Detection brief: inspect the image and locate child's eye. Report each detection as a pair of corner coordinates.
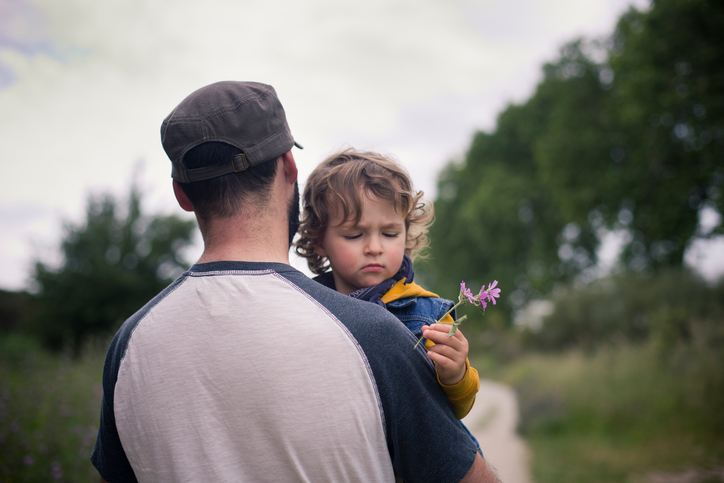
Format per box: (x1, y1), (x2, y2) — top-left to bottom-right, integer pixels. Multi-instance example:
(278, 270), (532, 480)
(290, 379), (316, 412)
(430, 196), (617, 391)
(343, 234), (362, 240)
(383, 232), (400, 238)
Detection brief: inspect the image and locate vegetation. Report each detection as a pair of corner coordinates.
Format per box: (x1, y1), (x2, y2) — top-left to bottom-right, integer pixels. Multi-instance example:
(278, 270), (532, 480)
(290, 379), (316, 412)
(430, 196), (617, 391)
(459, 269), (721, 482)
(502, 331), (723, 481)
(426, 0), (724, 312)
(31, 185), (195, 354)
(1, 0), (722, 481)
(520, 269), (724, 353)
(0, 184), (197, 480)
(425, 3), (724, 476)
(0, 336), (106, 482)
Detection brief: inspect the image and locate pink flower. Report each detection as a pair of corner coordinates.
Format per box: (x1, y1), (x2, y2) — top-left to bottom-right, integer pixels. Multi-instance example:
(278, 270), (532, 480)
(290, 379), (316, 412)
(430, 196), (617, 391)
(484, 280), (501, 305)
(415, 279), (502, 347)
(460, 281), (477, 304)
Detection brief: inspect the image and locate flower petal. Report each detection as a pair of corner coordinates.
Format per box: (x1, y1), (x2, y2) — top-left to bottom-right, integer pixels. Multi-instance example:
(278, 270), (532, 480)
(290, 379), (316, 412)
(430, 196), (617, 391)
(460, 281), (477, 304)
(488, 286), (501, 305)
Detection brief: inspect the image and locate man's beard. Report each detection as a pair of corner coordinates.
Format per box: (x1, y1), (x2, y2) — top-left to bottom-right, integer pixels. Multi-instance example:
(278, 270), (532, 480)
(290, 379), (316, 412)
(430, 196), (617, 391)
(287, 181), (300, 248)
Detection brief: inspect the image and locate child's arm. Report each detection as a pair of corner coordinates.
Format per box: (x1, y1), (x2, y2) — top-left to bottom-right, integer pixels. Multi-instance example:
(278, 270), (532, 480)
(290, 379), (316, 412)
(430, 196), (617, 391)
(421, 323), (480, 419)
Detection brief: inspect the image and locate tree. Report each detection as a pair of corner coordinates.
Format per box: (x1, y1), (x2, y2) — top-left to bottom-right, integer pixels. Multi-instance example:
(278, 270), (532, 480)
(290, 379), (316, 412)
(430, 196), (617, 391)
(425, 41), (610, 313)
(426, 100), (569, 316)
(0, 289), (36, 333)
(31, 185), (196, 354)
(605, 0), (724, 268)
(536, 0), (724, 271)
(424, 0), (724, 314)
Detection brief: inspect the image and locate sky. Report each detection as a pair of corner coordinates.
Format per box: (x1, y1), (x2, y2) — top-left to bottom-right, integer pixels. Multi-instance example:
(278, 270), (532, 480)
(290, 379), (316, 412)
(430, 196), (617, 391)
(1, 0), (721, 291)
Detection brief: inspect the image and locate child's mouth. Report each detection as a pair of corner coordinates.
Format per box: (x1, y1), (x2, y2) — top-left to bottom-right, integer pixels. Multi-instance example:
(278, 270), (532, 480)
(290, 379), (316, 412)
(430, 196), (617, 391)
(362, 264), (384, 273)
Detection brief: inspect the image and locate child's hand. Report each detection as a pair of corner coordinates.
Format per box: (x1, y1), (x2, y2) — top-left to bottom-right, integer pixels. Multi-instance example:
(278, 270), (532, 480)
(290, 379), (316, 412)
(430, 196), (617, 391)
(421, 323), (469, 386)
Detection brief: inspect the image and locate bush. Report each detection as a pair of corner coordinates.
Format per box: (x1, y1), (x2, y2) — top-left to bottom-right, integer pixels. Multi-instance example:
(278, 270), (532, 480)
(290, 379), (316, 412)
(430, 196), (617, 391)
(522, 269), (724, 352)
(0, 333), (42, 365)
(0, 289), (37, 333)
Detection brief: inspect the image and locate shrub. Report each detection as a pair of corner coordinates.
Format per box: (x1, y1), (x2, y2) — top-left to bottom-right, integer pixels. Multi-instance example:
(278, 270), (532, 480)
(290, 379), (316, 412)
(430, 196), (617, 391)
(523, 269), (723, 352)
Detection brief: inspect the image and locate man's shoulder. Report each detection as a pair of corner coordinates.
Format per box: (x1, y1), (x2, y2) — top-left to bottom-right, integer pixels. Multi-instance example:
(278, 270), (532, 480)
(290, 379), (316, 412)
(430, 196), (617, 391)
(281, 269), (401, 325)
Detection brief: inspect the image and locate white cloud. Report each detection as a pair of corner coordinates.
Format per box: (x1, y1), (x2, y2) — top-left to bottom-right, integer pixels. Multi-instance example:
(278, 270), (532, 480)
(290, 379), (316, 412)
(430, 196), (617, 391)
(0, 0), (667, 290)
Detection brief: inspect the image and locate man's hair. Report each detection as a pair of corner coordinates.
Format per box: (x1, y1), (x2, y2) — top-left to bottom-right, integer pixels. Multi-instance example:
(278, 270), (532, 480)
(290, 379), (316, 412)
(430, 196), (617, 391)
(295, 148), (433, 275)
(178, 142), (280, 221)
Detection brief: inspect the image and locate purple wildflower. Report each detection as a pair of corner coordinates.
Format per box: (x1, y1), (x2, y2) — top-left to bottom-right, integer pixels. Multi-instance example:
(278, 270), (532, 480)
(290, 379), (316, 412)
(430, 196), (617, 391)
(460, 281), (477, 304)
(485, 280), (501, 305)
(477, 286), (487, 308)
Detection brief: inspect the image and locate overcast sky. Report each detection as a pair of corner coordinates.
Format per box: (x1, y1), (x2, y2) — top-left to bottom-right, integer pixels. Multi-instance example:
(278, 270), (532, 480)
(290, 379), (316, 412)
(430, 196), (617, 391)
(5, 0), (720, 292)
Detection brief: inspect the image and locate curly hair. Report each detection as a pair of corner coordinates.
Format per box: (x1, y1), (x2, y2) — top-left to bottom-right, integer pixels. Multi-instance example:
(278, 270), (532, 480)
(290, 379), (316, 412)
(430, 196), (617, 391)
(295, 148), (434, 275)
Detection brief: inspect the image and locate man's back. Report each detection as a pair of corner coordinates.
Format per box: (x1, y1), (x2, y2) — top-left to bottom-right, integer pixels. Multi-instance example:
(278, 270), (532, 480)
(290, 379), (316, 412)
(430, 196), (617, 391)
(92, 81), (490, 483)
(92, 261), (478, 482)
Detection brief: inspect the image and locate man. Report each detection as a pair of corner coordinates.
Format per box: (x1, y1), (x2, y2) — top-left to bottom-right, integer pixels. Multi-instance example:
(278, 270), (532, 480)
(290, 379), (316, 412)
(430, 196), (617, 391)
(91, 81), (498, 482)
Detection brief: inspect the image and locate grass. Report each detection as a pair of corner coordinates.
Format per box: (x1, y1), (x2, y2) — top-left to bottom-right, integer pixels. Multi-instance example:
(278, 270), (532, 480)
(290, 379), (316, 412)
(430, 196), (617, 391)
(0, 335), (105, 482)
(462, 271), (724, 482)
(2, 268), (722, 483)
(495, 339), (724, 483)
(3, 336), (722, 483)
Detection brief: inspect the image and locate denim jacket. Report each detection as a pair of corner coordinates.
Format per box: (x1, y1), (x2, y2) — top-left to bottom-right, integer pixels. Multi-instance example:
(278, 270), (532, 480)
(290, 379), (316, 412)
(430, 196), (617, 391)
(385, 295), (456, 341)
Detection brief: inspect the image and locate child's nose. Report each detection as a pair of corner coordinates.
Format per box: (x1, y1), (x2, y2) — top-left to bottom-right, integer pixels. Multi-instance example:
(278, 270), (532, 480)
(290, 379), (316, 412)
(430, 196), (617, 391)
(365, 236), (383, 255)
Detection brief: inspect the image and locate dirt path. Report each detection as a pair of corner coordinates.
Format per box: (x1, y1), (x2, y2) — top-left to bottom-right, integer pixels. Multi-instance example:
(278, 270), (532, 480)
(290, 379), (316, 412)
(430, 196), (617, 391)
(462, 380), (534, 483)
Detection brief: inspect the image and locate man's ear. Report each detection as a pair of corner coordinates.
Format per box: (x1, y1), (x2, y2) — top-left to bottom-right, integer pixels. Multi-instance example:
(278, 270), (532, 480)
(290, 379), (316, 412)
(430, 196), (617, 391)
(173, 181), (194, 212)
(281, 151), (298, 183)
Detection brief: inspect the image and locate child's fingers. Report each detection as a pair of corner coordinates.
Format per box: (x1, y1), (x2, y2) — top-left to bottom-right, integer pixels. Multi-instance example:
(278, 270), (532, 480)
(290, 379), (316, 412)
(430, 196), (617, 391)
(427, 339), (466, 362)
(422, 324), (470, 363)
(426, 349), (457, 368)
(422, 324), (466, 346)
(421, 323), (460, 337)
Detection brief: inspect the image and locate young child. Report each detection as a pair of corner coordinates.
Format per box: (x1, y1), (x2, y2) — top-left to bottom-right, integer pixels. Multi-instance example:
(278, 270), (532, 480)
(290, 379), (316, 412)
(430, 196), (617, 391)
(295, 148), (481, 453)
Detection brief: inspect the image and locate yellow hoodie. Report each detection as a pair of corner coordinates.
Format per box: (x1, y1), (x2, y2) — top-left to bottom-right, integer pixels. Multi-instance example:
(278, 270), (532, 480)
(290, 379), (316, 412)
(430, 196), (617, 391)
(381, 279), (480, 419)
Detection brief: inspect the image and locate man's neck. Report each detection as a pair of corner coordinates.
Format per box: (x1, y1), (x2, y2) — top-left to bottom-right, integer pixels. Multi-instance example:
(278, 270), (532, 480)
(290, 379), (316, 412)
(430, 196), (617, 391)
(195, 214), (291, 265)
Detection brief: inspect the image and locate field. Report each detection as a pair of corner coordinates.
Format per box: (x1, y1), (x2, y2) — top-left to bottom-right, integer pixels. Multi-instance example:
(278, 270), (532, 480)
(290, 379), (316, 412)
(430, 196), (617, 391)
(0, 336), (104, 482)
(471, 272), (724, 483)
(2, 270), (723, 482)
(496, 343), (724, 483)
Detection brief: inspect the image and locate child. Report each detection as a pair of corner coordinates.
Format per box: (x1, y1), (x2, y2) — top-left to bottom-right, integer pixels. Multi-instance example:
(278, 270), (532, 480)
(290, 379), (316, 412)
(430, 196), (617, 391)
(295, 148), (481, 453)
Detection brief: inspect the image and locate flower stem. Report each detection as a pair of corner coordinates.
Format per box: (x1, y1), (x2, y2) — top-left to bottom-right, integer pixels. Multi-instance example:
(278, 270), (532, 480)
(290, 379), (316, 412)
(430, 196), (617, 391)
(448, 315), (467, 337)
(412, 300), (465, 349)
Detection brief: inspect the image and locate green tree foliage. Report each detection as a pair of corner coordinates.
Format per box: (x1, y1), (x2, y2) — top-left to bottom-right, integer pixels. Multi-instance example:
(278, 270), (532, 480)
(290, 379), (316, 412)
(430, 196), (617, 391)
(0, 289), (36, 333)
(605, 0), (724, 268)
(31, 186), (196, 353)
(426, 0), (724, 310)
(429, 102), (569, 314)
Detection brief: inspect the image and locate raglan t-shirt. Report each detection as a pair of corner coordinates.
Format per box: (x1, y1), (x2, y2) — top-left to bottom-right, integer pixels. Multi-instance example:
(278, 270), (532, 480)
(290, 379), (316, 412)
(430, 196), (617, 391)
(91, 261), (478, 483)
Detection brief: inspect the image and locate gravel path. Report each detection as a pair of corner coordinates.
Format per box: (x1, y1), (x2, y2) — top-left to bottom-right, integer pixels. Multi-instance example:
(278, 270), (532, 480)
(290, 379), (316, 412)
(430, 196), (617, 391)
(462, 380), (534, 483)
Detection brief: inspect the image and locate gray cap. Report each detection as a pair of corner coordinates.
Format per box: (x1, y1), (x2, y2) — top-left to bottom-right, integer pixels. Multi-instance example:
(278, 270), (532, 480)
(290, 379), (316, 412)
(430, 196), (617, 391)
(161, 81), (302, 183)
